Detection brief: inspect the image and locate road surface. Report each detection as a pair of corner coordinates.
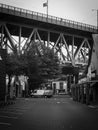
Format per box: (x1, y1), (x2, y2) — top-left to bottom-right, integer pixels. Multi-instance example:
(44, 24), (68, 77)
(0, 95), (98, 130)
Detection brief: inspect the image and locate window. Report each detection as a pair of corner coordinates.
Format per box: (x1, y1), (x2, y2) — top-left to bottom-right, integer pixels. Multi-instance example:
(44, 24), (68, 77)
(53, 83), (56, 88)
(60, 82), (63, 90)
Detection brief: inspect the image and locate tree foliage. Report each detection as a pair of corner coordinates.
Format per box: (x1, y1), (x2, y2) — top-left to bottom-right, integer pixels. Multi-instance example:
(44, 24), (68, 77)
(6, 42), (61, 89)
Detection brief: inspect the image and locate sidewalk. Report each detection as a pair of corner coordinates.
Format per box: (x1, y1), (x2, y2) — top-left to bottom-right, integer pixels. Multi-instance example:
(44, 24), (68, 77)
(53, 94), (71, 98)
(0, 99), (16, 107)
(88, 101), (98, 109)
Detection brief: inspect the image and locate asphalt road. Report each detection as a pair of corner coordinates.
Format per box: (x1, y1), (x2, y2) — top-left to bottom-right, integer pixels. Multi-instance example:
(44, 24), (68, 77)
(0, 95), (98, 130)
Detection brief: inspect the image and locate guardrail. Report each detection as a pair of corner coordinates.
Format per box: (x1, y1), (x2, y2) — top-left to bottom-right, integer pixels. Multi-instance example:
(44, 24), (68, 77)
(0, 3), (97, 33)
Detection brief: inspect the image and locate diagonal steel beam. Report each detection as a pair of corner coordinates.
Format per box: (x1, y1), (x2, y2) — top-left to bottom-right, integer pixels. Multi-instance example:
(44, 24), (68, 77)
(36, 30), (42, 42)
(53, 34), (61, 49)
(4, 25), (16, 52)
(74, 38), (86, 59)
(1, 36), (14, 52)
(85, 39), (91, 50)
(24, 40), (33, 53)
(22, 29), (36, 51)
(59, 49), (66, 61)
(6, 44), (13, 51)
(80, 49), (85, 61)
(55, 44), (66, 61)
(62, 34), (72, 62)
(1, 25), (4, 47)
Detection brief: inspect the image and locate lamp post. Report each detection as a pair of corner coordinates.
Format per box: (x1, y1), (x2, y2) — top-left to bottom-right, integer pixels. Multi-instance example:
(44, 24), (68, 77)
(43, 0), (48, 21)
(46, 0), (48, 22)
(92, 9), (98, 33)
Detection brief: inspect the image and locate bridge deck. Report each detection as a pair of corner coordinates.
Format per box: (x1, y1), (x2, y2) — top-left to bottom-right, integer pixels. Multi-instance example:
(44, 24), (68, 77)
(0, 3), (97, 34)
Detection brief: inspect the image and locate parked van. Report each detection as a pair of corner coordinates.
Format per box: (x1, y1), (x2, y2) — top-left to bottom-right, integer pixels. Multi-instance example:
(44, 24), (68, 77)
(44, 90), (53, 98)
(31, 89), (53, 98)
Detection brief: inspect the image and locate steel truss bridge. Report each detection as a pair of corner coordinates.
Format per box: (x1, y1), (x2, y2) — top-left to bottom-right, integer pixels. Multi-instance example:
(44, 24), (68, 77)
(0, 3), (97, 75)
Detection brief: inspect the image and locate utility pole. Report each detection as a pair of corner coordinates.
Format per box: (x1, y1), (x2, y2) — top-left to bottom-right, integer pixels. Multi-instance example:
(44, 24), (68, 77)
(92, 9), (98, 33)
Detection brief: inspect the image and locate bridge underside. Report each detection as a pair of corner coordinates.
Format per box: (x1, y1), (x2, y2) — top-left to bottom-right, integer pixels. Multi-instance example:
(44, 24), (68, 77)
(0, 3), (95, 77)
(0, 23), (93, 65)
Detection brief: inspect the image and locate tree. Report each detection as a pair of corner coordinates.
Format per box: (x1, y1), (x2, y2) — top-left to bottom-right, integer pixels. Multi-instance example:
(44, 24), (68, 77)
(39, 46), (61, 80)
(6, 41), (61, 91)
(26, 42), (61, 90)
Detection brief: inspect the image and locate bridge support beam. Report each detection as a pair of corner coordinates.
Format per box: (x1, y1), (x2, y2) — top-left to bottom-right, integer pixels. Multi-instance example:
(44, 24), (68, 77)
(0, 21), (92, 67)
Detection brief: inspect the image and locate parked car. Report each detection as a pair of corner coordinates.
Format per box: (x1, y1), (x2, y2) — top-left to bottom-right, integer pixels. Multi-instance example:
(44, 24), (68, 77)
(31, 89), (53, 98)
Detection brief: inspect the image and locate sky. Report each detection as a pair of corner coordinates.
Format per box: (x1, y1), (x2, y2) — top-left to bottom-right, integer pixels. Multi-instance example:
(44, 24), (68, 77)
(0, 0), (98, 26)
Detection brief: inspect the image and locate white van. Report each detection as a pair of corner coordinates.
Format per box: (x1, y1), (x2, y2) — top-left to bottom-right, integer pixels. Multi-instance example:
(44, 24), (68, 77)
(44, 90), (53, 98)
(31, 89), (53, 98)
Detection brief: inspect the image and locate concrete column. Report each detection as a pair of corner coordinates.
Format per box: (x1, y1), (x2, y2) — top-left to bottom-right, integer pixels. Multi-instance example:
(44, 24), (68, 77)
(76, 85), (78, 101)
(77, 85), (80, 102)
(73, 86), (76, 101)
(93, 86), (96, 103)
(86, 83), (90, 105)
(81, 85), (84, 103)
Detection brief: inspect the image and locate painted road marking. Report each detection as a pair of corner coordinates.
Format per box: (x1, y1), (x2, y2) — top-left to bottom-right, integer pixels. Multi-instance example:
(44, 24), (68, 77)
(88, 105), (96, 109)
(1, 108), (26, 112)
(4, 107), (29, 110)
(57, 102), (60, 104)
(0, 115), (18, 119)
(0, 111), (23, 115)
(0, 122), (11, 126)
(62, 101), (69, 104)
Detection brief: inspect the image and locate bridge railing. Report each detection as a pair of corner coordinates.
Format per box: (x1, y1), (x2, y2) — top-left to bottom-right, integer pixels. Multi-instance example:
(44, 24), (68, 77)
(0, 3), (97, 33)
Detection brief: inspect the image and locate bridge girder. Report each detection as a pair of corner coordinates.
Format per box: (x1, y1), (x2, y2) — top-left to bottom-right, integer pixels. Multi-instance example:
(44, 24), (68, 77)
(0, 22), (93, 68)
(0, 3), (94, 69)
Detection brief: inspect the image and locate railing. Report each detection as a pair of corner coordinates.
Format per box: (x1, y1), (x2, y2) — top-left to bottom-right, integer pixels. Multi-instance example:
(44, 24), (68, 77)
(0, 3), (97, 33)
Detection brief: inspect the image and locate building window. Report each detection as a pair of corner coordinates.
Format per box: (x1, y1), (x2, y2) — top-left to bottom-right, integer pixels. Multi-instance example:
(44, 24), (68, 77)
(53, 83), (56, 94)
(53, 83), (56, 89)
(60, 82), (63, 90)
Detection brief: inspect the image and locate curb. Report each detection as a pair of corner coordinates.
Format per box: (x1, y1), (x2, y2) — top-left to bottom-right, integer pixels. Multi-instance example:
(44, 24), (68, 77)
(0, 100), (15, 107)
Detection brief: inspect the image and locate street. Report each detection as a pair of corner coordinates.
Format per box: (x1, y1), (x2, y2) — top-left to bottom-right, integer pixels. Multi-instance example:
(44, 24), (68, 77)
(0, 95), (98, 130)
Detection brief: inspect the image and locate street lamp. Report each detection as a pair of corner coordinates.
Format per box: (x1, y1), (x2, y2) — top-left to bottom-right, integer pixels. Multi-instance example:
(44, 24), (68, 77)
(92, 9), (98, 33)
(43, 0), (48, 21)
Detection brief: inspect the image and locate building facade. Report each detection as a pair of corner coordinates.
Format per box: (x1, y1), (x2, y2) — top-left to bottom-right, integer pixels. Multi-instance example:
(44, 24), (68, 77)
(52, 80), (68, 95)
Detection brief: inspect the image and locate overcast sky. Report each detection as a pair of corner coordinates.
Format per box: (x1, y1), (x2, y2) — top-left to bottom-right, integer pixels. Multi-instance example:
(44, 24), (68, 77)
(0, 0), (98, 26)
